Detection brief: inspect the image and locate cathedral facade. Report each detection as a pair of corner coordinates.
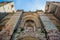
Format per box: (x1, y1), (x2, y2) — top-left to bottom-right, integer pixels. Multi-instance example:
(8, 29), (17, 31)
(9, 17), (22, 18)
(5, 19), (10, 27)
(0, 1), (60, 40)
(0, 10), (60, 40)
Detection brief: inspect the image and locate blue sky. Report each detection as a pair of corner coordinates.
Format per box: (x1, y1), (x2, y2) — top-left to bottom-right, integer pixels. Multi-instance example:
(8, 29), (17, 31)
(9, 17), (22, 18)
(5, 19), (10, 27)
(0, 0), (60, 11)
(14, 0), (46, 11)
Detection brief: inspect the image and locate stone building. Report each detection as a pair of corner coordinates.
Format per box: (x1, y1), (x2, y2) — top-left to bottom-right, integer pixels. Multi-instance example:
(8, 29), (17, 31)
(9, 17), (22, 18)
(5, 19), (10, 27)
(0, 10), (60, 40)
(45, 1), (60, 19)
(45, 2), (60, 40)
(0, 1), (16, 13)
(0, 1), (60, 40)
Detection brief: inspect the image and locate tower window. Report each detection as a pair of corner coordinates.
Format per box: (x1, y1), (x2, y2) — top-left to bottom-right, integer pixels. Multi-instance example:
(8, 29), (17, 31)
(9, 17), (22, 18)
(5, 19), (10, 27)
(11, 5), (14, 8)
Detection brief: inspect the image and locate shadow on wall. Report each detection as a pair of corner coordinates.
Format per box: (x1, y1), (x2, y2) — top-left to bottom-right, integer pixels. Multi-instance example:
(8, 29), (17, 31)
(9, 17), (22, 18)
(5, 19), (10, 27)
(0, 12), (8, 22)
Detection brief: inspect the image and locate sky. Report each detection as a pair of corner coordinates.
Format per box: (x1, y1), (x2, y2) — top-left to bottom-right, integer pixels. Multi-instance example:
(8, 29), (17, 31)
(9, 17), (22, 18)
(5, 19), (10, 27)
(0, 0), (60, 11)
(14, 0), (46, 11)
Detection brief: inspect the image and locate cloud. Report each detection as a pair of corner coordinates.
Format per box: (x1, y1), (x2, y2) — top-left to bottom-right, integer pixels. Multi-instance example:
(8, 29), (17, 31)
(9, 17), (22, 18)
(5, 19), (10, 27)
(26, 0), (46, 11)
(31, 0), (45, 11)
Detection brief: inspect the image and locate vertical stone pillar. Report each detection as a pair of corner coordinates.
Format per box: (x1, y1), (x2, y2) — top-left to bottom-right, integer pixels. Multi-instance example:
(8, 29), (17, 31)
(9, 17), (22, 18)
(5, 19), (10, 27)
(40, 13), (60, 40)
(0, 11), (23, 40)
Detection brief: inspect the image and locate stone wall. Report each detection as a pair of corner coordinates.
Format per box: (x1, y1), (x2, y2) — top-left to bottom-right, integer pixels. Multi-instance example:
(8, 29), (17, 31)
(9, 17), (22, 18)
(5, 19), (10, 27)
(55, 6), (60, 20)
(40, 13), (60, 40)
(0, 13), (8, 21)
(0, 12), (22, 40)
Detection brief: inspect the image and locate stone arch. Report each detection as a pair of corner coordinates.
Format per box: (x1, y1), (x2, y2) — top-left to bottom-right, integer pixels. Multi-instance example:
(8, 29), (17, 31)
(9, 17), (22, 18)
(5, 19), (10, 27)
(20, 17), (40, 28)
(19, 13), (41, 28)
